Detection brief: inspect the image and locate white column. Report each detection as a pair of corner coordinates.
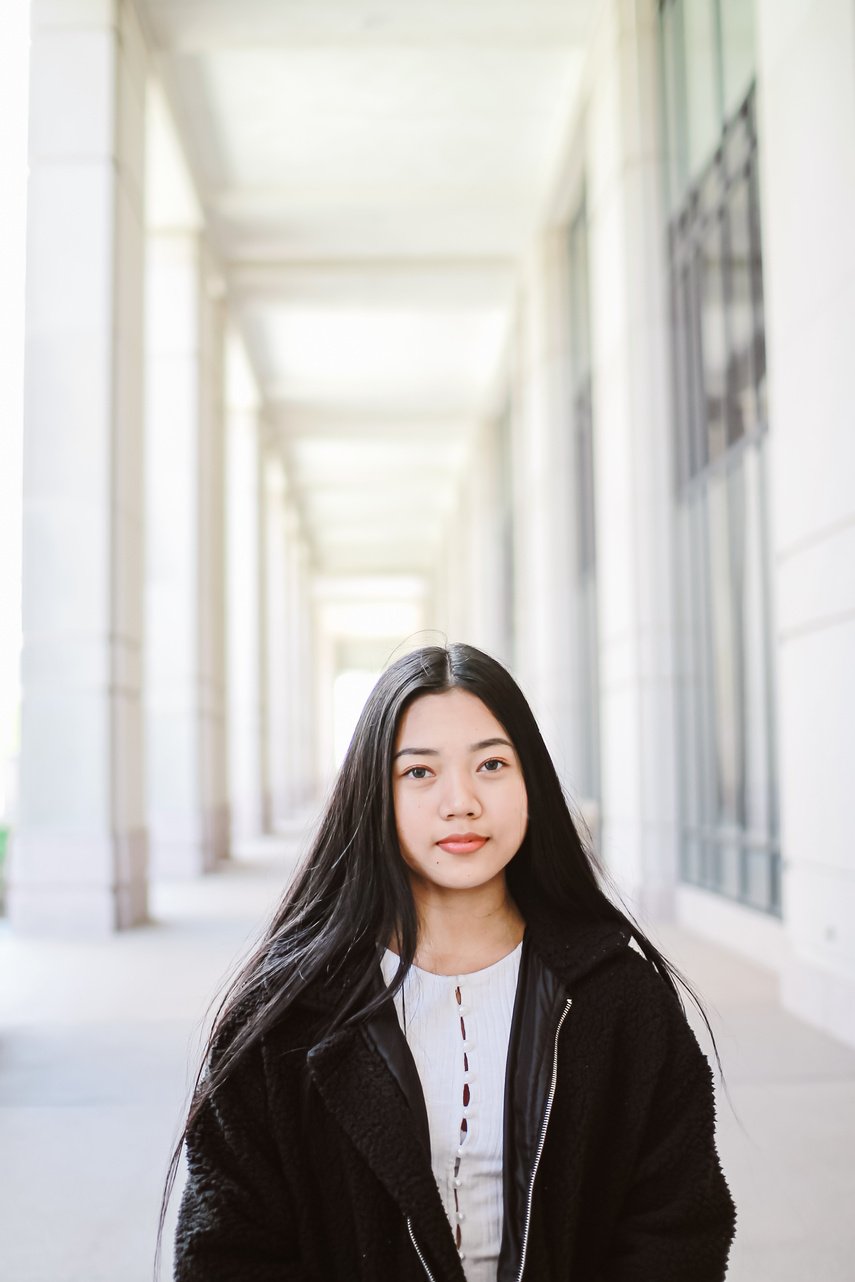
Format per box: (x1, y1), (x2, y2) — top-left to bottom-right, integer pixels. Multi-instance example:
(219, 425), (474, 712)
(275, 510), (319, 816)
(436, 508), (468, 644)
(283, 509), (301, 814)
(315, 622), (337, 796)
(433, 419), (506, 660)
(465, 421), (507, 661)
(263, 450), (290, 828)
(756, 0), (855, 1047)
(201, 271), (230, 864)
(296, 542), (318, 808)
(263, 472), (318, 821)
(514, 233), (578, 778)
(284, 528), (317, 812)
(225, 350), (267, 842)
(585, 0), (678, 917)
(10, 0), (148, 932)
(144, 232), (229, 877)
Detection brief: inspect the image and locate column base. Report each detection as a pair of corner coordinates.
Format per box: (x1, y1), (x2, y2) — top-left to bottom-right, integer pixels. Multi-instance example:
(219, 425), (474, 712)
(148, 805), (229, 878)
(6, 828), (148, 934)
(782, 954), (855, 1051)
(676, 884), (789, 971)
(229, 795), (266, 845)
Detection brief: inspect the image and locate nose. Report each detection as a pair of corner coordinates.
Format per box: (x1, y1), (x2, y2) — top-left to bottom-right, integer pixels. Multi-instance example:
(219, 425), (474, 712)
(439, 769), (482, 820)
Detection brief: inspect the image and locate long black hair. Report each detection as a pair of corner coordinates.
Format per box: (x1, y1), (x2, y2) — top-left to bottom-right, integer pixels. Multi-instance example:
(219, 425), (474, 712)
(157, 641), (721, 1273)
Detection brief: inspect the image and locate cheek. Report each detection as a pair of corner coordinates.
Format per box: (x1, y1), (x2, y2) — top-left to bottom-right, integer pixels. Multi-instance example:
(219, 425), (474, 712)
(510, 786), (529, 837)
(394, 794), (425, 843)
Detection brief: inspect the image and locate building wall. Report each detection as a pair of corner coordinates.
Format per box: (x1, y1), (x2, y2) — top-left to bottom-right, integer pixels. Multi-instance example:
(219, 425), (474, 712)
(755, 0), (855, 1047)
(451, 0), (681, 916)
(438, 0), (855, 1048)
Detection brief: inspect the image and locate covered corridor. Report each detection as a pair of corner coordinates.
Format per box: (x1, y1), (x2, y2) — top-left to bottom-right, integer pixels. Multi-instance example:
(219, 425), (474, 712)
(2, 0), (855, 1277)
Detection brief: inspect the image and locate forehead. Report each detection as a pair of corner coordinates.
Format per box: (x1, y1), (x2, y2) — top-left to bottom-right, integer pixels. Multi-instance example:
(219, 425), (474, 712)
(395, 688), (509, 746)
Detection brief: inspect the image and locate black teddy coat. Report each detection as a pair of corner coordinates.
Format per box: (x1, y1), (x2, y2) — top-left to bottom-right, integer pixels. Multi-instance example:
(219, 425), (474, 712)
(174, 902), (736, 1281)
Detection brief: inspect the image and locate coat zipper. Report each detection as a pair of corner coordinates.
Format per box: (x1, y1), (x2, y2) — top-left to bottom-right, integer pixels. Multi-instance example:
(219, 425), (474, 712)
(515, 996), (573, 1282)
(407, 996), (573, 1282)
(407, 1216), (436, 1281)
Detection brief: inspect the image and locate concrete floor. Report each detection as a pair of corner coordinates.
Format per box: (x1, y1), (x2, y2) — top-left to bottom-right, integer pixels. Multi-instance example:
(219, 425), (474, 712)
(1, 830), (853, 1282)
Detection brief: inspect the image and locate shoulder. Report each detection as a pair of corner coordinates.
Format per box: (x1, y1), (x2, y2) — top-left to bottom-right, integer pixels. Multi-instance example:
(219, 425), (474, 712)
(572, 942), (708, 1067)
(606, 948), (718, 1099)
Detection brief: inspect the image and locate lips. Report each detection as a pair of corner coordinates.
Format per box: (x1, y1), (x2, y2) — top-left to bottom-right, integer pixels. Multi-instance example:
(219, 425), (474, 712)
(436, 833), (488, 855)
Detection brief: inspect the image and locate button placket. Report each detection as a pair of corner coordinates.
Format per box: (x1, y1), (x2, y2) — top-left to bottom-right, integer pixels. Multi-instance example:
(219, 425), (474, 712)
(453, 981), (471, 1259)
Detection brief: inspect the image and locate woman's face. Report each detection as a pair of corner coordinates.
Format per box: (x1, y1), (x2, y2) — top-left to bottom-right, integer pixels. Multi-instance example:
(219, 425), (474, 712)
(392, 687), (528, 897)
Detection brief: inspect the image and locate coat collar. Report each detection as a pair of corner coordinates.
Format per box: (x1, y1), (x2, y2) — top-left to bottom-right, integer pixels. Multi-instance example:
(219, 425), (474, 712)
(297, 895), (631, 1015)
(512, 890), (632, 991)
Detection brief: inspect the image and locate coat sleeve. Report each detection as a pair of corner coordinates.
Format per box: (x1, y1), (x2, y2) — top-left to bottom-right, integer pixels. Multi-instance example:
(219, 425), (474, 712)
(603, 975), (737, 1282)
(173, 1035), (318, 1282)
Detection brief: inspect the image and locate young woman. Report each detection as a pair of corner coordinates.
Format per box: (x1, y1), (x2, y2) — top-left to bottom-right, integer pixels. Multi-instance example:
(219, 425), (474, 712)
(166, 643), (736, 1282)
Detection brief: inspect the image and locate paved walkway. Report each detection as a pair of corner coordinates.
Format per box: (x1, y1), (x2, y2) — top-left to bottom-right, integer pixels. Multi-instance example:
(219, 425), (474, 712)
(1, 830), (853, 1281)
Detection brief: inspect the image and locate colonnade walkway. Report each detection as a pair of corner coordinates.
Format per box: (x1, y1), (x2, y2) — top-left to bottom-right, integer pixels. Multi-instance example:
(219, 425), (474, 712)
(1, 827), (853, 1282)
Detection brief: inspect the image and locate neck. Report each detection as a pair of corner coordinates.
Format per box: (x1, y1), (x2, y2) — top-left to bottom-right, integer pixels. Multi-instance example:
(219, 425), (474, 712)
(404, 874), (525, 975)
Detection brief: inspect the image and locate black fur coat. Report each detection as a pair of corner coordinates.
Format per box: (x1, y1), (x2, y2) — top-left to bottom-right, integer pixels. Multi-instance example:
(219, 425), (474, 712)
(173, 905), (736, 1281)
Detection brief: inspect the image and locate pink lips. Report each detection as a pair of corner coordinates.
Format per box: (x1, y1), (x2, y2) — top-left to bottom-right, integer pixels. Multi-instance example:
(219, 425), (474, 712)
(437, 833), (488, 855)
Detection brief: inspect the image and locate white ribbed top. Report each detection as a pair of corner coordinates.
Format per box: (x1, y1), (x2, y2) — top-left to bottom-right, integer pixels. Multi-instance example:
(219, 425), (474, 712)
(380, 944), (522, 1282)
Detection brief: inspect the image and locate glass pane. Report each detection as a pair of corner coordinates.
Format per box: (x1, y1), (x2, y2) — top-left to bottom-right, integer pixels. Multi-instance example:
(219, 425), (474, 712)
(671, 263), (692, 485)
(686, 252), (708, 474)
(746, 848), (773, 912)
(682, 835), (702, 883)
(578, 569), (600, 800)
(724, 174), (756, 442)
(683, 0), (721, 175)
(575, 391), (599, 801)
(569, 208), (591, 380)
(575, 403), (595, 575)
(569, 199), (598, 800)
(718, 836), (741, 898)
(707, 468), (740, 827)
(693, 491), (717, 834)
(661, 0), (687, 209)
(739, 447), (772, 843)
(770, 852), (781, 915)
(757, 449), (778, 842)
(675, 501), (699, 834)
(720, 0), (756, 120)
(699, 214), (729, 462)
(726, 458), (747, 827)
(724, 99), (751, 181)
(749, 161), (767, 426)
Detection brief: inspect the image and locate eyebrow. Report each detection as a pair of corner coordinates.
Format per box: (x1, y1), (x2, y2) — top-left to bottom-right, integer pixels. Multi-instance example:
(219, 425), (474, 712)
(393, 737), (514, 760)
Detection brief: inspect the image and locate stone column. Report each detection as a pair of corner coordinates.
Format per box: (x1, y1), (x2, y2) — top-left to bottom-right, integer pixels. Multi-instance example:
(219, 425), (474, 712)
(283, 512), (305, 814)
(514, 232), (578, 780)
(263, 449), (290, 828)
(465, 421), (507, 662)
(290, 535), (318, 810)
(584, 0), (679, 917)
(756, 0), (855, 1047)
(144, 231), (229, 877)
(10, 0), (148, 932)
(225, 344), (267, 841)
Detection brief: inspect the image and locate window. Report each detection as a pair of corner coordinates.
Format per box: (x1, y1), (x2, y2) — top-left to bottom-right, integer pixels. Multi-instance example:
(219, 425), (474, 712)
(660, 1), (780, 915)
